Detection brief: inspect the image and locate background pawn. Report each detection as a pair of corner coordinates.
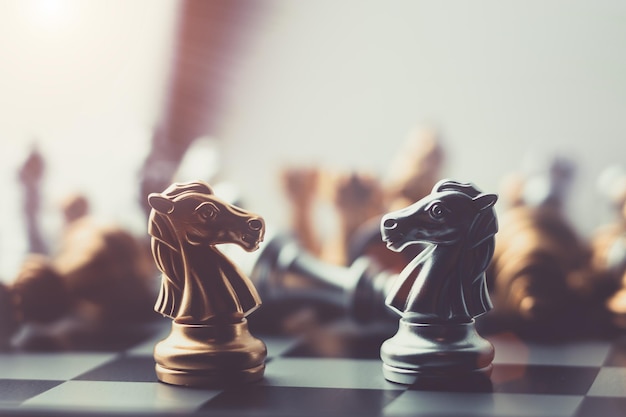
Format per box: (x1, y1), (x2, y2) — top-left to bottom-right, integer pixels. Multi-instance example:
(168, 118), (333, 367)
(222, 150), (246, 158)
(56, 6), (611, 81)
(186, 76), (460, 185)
(280, 166), (323, 257)
(17, 143), (47, 255)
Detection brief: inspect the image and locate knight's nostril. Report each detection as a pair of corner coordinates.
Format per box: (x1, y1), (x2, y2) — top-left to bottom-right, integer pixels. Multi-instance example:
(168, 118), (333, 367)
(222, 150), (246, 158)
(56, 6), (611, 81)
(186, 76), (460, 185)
(248, 219), (263, 231)
(383, 219), (397, 230)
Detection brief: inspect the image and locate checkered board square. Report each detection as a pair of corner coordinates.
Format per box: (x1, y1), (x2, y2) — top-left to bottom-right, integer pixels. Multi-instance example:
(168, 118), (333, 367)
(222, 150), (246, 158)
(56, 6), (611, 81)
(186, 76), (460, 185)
(1, 319), (625, 417)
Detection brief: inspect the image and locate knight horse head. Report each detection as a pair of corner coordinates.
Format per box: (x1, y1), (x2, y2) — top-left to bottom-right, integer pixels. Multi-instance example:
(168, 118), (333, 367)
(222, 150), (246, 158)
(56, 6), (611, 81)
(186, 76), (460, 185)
(382, 179), (497, 252)
(147, 180), (265, 324)
(148, 181), (265, 252)
(381, 179), (498, 322)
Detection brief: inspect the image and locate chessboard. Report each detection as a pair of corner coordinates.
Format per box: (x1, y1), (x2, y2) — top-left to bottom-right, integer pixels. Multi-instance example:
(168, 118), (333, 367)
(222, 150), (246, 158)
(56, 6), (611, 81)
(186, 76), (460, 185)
(1, 317), (625, 417)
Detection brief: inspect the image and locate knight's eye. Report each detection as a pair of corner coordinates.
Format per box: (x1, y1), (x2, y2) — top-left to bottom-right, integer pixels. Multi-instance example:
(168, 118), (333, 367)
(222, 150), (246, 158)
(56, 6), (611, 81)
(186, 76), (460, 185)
(429, 203), (445, 219)
(197, 204), (218, 221)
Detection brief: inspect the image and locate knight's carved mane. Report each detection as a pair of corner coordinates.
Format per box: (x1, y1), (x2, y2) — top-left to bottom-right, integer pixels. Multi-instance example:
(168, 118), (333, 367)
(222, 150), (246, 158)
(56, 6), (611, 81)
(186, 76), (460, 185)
(434, 180), (498, 316)
(148, 181), (215, 318)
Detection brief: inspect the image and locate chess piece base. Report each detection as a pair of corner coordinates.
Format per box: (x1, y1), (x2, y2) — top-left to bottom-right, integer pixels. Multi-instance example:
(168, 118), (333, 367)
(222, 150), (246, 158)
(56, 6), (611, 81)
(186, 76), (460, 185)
(380, 318), (494, 384)
(154, 319), (266, 387)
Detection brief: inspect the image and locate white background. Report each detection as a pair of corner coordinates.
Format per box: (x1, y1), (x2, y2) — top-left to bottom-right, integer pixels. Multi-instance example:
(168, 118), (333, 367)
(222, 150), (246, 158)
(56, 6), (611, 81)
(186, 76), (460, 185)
(1, 0), (625, 279)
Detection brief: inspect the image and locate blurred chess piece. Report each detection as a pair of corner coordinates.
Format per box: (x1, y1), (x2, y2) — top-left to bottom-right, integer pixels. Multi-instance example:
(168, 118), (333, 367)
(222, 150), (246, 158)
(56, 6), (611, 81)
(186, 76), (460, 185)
(246, 233), (396, 333)
(2, 194), (157, 350)
(486, 156), (615, 339)
(0, 255), (69, 349)
(148, 181), (267, 386)
(18, 143), (48, 254)
(487, 206), (608, 337)
(380, 180), (498, 383)
(592, 166), (626, 328)
(281, 166), (322, 256)
(54, 194), (156, 324)
(499, 155), (575, 211)
(321, 171), (385, 265)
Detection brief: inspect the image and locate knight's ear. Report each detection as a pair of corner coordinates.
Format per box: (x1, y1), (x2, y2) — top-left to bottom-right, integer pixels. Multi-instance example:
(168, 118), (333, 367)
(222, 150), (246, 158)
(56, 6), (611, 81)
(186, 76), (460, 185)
(148, 194), (175, 214)
(474, 193), (498, 211)
(432, 178), (452, 193)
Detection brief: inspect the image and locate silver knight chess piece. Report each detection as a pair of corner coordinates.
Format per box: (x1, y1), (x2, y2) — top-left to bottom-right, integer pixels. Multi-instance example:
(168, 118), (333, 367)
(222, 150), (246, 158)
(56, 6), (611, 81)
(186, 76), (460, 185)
(148, 181), (267, 387)
(379, 179), (498, 384)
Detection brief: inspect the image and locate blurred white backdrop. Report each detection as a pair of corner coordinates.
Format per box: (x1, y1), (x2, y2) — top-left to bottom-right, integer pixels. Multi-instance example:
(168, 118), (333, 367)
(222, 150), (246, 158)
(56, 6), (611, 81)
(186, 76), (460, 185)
(218, 0), (626, 235)
(1, 0), (625, 280)
(0, 0), (177, 279)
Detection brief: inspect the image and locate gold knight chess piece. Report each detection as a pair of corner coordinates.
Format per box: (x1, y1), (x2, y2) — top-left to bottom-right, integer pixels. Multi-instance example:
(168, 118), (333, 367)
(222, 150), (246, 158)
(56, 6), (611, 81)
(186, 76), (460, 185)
(148, 181), (266, 387)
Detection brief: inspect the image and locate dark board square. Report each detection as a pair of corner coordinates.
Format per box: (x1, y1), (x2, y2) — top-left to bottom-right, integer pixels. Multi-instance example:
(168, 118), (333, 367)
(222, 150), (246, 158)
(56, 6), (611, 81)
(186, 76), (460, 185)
(491, 364), (599, 395)
(575, 397), (626, 417)
(603, 337), (626, 366)
(408, 373), (494, 393)
(200, 385), (401, 417)
(284, 330), (389, 359)
(73, 356), (157, 382)
(0, 379), (63, 405)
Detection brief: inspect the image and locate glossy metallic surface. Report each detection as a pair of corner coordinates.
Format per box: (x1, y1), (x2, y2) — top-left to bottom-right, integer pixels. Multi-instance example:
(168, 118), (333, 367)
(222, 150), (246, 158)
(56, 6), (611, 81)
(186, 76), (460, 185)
(154, 319), (266, 387)
(380, 318), (494, 384)
(379, 179), (498, 383)
(147, 181), (267, 386)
